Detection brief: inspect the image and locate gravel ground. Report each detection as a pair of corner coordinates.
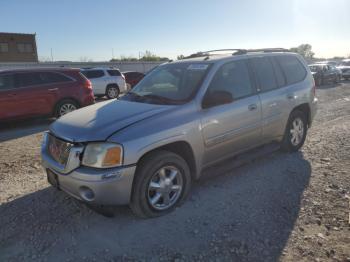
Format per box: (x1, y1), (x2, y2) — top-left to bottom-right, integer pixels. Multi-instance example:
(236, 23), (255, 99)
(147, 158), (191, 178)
(0, 82), (349, 262)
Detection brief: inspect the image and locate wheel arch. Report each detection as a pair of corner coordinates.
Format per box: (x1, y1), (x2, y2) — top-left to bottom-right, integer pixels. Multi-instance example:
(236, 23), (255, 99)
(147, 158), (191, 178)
(135, 141), (198, 182)
(53, 97), (81, 116)
(291, 103), (311, 127)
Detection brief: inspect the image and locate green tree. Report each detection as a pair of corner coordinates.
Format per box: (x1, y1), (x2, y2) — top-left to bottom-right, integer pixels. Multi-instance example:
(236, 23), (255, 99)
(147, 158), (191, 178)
(140, 50), (169, 62)
(177, 54), (185, 60)
(290, 44), (315, 59)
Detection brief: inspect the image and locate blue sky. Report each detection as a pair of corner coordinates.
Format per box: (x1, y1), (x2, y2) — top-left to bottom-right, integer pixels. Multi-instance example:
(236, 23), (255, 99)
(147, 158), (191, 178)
(1, 0), (349, 61)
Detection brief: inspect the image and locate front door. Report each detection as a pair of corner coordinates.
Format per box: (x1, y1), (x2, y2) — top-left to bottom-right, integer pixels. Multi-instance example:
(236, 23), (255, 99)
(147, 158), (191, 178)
(0, 73), (19, 120)
(200, 59), (262, 166)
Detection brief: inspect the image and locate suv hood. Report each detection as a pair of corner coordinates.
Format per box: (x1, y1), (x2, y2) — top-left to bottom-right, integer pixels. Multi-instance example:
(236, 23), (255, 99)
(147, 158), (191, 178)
(50, 100), (172, 142)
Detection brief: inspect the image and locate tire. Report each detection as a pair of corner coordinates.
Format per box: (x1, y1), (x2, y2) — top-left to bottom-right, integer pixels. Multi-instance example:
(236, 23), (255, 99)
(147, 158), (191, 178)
(281, 110), (308, 152)
(130, 150), (192, 218)
(106, 85), (120, 99)
(316, 78), (322, 86)
(54, 99), (79, 118)
(334, 75), (340, 84)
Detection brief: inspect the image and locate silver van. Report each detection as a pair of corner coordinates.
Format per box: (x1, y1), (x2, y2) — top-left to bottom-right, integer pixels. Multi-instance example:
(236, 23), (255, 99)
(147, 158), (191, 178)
(41, 49), (318, 218)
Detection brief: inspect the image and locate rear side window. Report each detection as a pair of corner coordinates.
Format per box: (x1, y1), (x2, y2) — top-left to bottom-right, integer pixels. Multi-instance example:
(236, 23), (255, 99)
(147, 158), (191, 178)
(107, 70), (121, 76)
(208, 60), (253, 100)
(82, 70), (105, 79)
(15, 73), (43, 87)
(271, 57), (286, 87)
(276, 55), (307, 85)
(0, 74), (14, 90)
(39, 72), (72, 84)
(251, 57), (277, 92)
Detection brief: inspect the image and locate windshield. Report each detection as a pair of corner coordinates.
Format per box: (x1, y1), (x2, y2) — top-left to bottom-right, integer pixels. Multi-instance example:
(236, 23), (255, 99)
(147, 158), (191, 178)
(121, 62), (211, 105)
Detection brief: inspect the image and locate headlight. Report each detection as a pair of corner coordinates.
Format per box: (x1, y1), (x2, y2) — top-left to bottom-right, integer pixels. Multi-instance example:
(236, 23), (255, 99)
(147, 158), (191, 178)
(82, 143), (123, 168)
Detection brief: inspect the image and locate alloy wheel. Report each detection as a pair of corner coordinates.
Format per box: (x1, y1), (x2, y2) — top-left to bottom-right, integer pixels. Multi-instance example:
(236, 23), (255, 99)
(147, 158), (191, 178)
(59, 103), (77, 116)
(147, 166), (183, 210)
(290, 117), (304, 146)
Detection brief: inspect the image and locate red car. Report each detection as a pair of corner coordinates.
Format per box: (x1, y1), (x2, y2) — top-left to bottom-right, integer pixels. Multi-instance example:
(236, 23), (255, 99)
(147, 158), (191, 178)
(122, 71), (145, 89)
(0, 68), (94, 121)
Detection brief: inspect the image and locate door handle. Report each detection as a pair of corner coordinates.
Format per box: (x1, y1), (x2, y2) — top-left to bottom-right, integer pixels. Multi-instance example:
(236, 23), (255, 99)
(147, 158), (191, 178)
(48, 88), (58, 91)
(248, 104), (257, 111)
(287, 93), (296, 100)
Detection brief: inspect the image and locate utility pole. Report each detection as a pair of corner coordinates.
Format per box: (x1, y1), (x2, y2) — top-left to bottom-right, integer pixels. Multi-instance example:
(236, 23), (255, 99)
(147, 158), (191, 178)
(50, 48), (54, 62)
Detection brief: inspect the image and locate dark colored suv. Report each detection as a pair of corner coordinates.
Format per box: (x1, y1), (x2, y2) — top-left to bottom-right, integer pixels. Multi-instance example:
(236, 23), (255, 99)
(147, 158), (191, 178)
(0, 68), (94, 121)
(122, 71), (145, 89)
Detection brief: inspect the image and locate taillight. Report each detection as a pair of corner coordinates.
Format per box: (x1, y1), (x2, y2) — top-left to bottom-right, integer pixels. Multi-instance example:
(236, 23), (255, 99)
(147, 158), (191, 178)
(121, 73), (126, 80)
(84, 79), (92, 90)
(312, 78), (316, 96)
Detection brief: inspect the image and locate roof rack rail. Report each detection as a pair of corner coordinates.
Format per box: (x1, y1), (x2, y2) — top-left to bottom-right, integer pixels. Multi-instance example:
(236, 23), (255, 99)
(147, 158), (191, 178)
(183, 48), (290, 60)
(238, 48), (290, 55)
(183, 49), (246, 59)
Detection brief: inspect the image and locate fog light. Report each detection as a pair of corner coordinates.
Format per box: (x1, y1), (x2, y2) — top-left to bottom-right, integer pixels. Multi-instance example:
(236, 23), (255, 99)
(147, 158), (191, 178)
(79, 186), (95, 201)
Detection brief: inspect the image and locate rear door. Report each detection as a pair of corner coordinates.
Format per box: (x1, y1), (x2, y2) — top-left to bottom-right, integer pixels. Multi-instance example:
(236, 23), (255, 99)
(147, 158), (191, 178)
(0, 73), (19, 120)
(200, 59), (262, 166)
(13, 72), (60, 116)
(253, 55), (307, 142)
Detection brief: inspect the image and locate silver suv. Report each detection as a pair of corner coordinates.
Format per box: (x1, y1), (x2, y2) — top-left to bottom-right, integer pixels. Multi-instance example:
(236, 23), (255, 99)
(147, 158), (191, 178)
(41, 49), (318, 218)
(81, 68), (127, 99)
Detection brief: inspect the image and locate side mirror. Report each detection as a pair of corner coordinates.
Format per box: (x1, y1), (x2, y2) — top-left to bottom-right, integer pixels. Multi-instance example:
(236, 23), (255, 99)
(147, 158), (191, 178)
(202, 90), (233, 109)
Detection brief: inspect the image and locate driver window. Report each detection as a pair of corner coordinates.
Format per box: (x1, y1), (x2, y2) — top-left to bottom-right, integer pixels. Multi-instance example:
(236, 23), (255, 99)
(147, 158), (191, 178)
(207, 60), (253, 100)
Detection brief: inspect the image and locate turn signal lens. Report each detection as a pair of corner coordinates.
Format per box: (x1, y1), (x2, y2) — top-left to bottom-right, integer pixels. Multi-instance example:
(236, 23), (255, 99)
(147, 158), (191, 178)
(103, 146), (122, 167)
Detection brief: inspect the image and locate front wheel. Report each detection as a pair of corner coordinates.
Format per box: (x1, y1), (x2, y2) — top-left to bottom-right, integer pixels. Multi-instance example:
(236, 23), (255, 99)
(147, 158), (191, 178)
(106, 85), (120, 99)
(281, 110), (308, 152)
(130, 151), (191, 218)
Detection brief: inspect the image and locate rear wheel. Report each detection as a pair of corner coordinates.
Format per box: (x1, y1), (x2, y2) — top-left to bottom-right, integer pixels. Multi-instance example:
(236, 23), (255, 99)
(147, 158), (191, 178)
(281, 110), (308, 152)
(130, 151), (191, 218)
(55, 99), (79, 118)
(106, 85), (120, 99)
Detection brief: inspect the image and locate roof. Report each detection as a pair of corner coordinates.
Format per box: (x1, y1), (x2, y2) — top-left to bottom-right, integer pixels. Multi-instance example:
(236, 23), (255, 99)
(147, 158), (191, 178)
(0, 32), (36, 36)
(0, 67), (79, 73)
(169, 49), (296, 65)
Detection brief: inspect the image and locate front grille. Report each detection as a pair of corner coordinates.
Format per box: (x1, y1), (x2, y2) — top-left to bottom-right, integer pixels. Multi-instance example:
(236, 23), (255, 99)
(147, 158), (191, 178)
(47, 134), (74, 166)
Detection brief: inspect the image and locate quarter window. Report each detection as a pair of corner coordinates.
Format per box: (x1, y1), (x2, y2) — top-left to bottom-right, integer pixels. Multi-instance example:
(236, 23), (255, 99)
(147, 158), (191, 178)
(39, 72), (72, 83)
(276, 55), (307, 85)
(207, 60), (253, 100)
(251, 57), (277, 92)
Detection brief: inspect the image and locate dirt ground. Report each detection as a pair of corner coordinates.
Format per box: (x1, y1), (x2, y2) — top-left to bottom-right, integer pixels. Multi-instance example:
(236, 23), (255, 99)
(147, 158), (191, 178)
(0, 82), (349, 262)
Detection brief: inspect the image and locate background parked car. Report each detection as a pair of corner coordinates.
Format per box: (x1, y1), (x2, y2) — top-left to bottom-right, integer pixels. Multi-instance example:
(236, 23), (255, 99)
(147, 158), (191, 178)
(314, 60), (338, 66)
(122, 71), (145, 90)
(81, 68), (127, 99)
(309, 64), (341, 86)
(336, 59), (350, 80)
(0, 68), (94, 121)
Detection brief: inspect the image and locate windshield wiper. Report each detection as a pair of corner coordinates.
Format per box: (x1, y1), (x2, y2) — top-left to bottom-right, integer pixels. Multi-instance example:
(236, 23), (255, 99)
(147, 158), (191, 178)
(142, 94), (180, 105)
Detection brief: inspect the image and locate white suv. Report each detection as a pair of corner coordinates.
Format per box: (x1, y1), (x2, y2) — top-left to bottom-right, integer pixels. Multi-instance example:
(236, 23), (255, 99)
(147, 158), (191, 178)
(81, 68), (127, 99)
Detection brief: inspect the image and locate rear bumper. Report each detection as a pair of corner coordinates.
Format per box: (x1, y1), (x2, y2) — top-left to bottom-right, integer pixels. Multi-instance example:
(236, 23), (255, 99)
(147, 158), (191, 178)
(309, 97), (318, 127)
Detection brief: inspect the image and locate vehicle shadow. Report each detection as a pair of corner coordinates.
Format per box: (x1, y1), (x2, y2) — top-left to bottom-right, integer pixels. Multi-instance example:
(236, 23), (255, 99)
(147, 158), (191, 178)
(0, 149), (311, 261)
(0, 118), (53, 142)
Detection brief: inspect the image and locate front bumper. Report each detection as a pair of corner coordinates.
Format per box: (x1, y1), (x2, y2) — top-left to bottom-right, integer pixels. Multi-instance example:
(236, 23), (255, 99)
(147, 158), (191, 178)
(41, 143), (136, 205)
